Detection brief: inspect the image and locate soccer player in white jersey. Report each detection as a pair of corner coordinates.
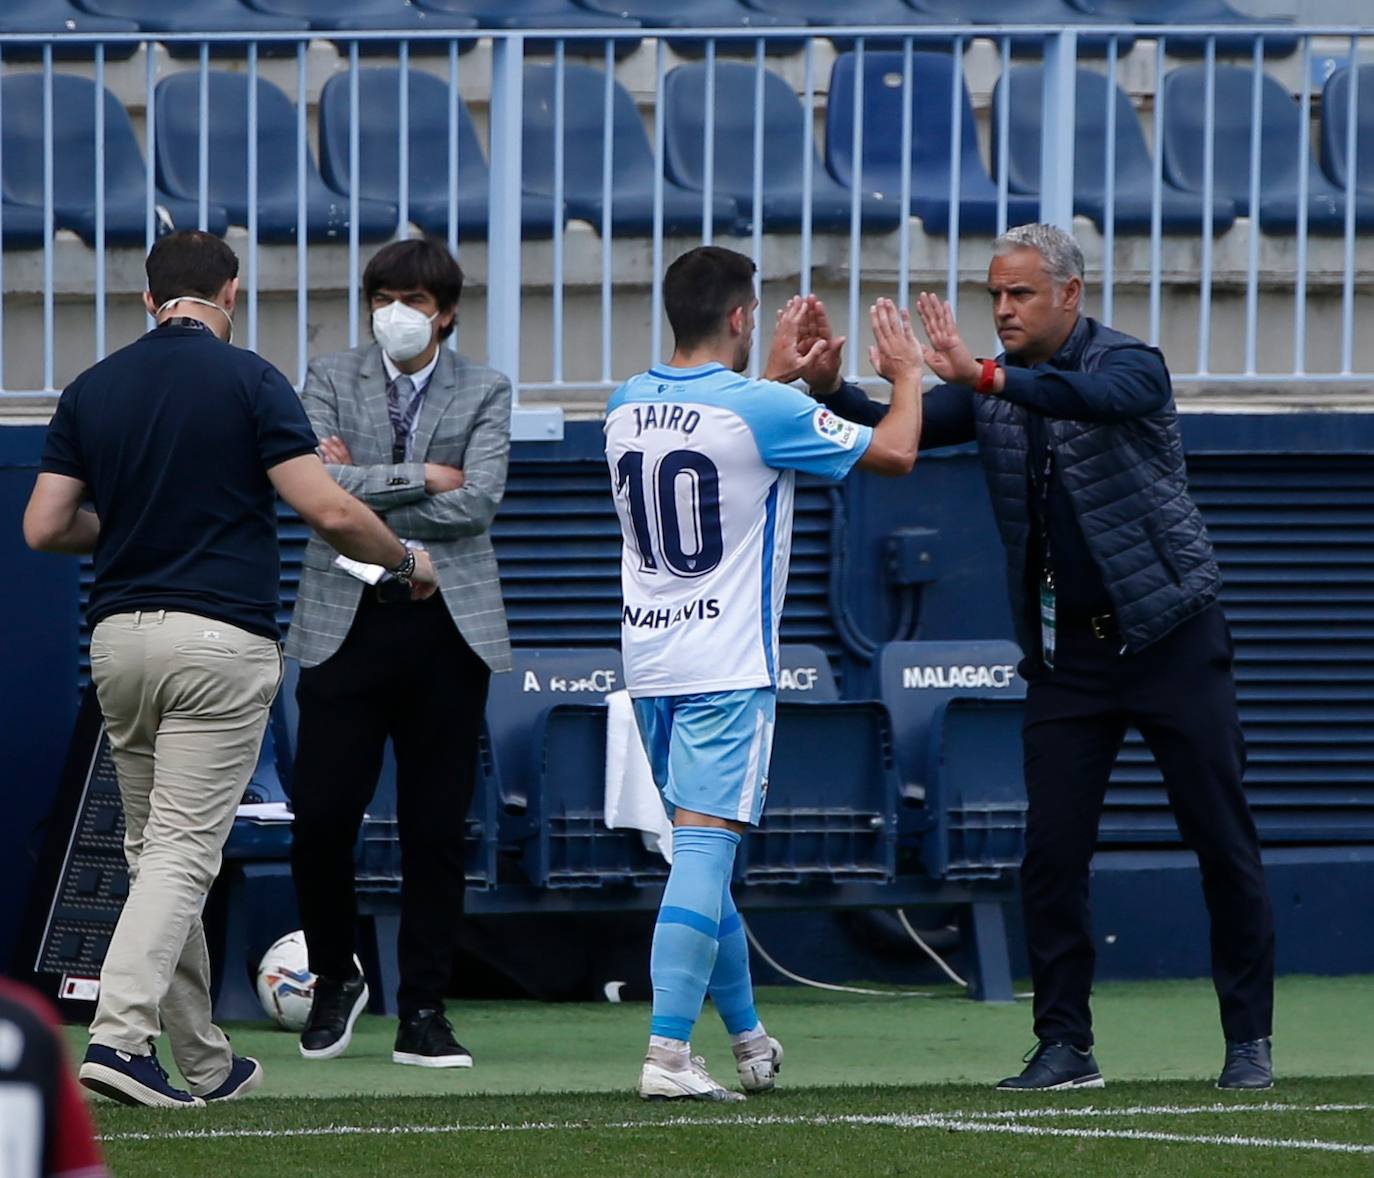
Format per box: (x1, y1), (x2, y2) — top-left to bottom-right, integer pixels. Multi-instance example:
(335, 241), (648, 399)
(604, 246), (924, 1101)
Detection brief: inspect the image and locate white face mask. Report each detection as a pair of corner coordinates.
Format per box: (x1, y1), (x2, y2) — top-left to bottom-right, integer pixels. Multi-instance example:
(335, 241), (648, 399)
(372, 300), (438, 363)
(156, 295), (234, 344)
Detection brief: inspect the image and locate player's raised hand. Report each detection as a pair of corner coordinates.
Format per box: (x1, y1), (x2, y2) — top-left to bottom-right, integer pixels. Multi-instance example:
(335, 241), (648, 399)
(868, 298), (922, 385)
(762, 295), (826, 384)
(915, 291), (979, 385)
(797, 295), (847, 396)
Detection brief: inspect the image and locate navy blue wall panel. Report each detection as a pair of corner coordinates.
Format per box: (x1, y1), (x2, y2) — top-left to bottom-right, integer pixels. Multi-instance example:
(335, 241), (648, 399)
(0, 426), (81, 969)
(1091, 848), (1374, 981)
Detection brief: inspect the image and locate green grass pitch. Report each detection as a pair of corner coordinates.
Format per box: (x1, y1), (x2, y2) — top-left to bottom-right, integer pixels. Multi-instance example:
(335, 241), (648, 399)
(81, 976), (1374, 1177)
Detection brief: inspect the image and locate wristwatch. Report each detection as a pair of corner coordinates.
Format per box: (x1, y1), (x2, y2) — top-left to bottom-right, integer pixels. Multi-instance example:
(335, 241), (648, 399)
(388, 548), (416, 586)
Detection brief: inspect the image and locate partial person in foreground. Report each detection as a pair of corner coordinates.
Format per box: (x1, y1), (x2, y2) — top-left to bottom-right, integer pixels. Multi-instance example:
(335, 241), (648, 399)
(604, 246), (924, 1101)
(287, 238), (513, 1070)
(0, 977), (107, 1178)
(807, 223), (1276, 1092)
(23, 231), (437, 1109)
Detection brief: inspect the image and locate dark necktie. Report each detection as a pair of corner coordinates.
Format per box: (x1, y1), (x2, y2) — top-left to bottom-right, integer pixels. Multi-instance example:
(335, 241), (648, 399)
(386, 374), (421, 462)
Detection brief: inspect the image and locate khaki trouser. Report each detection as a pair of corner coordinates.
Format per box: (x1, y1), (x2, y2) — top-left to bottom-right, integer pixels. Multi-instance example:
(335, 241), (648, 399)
(88, 610), (281, 1093)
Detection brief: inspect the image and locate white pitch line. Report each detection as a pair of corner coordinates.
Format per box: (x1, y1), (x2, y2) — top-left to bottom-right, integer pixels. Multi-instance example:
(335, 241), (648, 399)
(925, 1116), (1374, 1155)
(967, 1102), (1373, 1121)
(99, 1108), (1374, 1155)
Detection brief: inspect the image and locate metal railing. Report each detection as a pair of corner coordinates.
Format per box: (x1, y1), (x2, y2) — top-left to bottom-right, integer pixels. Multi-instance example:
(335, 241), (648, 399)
(0, 21), (1370, 435)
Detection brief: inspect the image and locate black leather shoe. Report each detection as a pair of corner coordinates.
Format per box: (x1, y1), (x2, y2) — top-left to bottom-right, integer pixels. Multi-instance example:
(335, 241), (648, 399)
(299, 971), (369, 1061)
(393, 1009), (473, 1069)
(1217, 1037), (1273, 1090)
(996, 1041), (1105, 1090)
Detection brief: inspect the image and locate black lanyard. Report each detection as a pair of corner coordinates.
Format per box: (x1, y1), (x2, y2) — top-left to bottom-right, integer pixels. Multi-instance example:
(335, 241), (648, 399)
(1027, 424), (1055, 575)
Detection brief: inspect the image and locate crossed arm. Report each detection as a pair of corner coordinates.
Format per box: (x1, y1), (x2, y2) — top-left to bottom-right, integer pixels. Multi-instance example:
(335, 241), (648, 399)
(303, 362), (512, 543)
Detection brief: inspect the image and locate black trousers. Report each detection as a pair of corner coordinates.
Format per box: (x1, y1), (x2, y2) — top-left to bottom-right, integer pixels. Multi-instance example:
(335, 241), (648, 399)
(289, 591), (490, 1018)
(1021, 603), (1275, 1048)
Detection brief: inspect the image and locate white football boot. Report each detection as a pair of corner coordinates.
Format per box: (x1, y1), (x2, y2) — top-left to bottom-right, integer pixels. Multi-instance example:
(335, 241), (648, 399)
(732, 1031), (784, 1094)
(638, 1045), (746, 1102)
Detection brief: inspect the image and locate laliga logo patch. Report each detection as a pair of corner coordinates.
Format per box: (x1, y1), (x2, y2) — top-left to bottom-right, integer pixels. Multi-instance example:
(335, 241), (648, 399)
(813, 408), (859, 450)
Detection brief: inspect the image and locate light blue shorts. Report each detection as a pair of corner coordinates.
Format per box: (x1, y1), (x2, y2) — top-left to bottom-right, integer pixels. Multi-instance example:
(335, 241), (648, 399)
(632, 688), (777, 827)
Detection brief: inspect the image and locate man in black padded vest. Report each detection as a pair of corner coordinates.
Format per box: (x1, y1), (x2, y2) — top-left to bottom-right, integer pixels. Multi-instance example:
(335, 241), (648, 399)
(804, 223), (1275, 1092)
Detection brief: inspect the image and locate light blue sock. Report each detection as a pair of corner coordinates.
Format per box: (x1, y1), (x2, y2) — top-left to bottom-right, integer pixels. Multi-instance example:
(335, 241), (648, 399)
(649, 827), (740, 1042)
(707, 880), (759, 1036)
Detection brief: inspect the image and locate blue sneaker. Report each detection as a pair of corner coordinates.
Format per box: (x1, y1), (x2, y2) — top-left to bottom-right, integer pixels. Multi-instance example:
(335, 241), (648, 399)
(79, 1044), (204, 1109)
(200, 1055), (263, 1102)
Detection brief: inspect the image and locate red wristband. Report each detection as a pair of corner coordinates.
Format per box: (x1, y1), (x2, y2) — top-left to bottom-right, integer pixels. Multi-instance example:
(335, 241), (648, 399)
(974, 357), (999, 394)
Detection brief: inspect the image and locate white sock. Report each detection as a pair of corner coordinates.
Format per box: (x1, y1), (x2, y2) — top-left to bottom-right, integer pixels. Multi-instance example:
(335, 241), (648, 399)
(729, 1021), (766, 1047)
(649, 1035), (690, 1055)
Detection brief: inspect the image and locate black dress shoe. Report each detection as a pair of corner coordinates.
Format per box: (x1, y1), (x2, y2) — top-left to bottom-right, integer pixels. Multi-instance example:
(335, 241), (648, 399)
(996, 1041), (1105, 1091)
(299, 971), (369, 1061)
(393, 1009), (473, 1069)
(1217, 1037), (1273, 1090)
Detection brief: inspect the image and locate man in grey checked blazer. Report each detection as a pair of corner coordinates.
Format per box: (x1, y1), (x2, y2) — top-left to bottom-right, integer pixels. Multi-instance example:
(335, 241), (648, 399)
(286, 239), (511, 1071)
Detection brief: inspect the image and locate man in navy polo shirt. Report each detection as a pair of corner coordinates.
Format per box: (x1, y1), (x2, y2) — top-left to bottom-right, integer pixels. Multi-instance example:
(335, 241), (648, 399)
(24, 230), (437, 1109)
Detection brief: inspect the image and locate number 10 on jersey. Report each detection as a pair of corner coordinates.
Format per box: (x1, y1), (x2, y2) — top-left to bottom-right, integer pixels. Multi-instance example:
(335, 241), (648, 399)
(616, 449), (724, 578)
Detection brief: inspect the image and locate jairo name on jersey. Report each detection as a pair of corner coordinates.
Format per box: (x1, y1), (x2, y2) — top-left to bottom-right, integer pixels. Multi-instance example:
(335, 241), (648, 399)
(631, 403), (701, 436)
(623, 598), (722, 629)
(902, 664), (1018, 690)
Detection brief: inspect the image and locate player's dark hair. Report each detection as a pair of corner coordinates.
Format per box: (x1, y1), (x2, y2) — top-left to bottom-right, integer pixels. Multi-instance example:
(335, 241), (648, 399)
(363, 238), (464, 341)
(663, 246), (757, 351)
(145, 230), (239, 306)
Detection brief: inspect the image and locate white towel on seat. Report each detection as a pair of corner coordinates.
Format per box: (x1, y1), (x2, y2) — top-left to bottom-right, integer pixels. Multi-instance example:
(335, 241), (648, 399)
(604, 689), (673, 864)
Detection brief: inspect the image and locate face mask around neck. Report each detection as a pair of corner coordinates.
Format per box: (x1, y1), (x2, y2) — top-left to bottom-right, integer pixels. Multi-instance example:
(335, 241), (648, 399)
(156, 295), (234, 344)
(372, 300), (439, 364)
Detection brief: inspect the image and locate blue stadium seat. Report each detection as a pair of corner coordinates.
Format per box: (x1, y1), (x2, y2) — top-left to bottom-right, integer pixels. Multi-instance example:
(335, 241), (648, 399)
(484, 648), (625, 818)
(1320, 66), (1374, 196)
(317, 69), (561, 240)
(1, 0), (139, 61)
(75, 0), (308, 58)
(742, 0), (962, 51)
(523, 64), (738, 236)
(907, 0), (1133, 58)
(0, 204), (47, 250)
(992, 66), (1236, 234)
(743, 646), (901, 884)
(877, 640), (1027, 880)
(246, 0), (478, 52)
(154, 71), (398, 242)
(417, 0), (641, 57)
(1161, 65), (1374, 235)
(826, 51), (1040, 235)
(0, 75), (225, 244)
(663, 62), (903, 235)
(483, 649), (668, 889)
(1069, 0), (1298, 59)
(576, 0), (792, 57)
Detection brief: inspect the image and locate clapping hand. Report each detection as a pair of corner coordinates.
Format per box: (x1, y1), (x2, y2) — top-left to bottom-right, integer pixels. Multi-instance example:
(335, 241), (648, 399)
(762, 296), (827, 385)
(797, 295), (846, 396)
(914, 291), (980, 386)
(869, 298), (922, 385)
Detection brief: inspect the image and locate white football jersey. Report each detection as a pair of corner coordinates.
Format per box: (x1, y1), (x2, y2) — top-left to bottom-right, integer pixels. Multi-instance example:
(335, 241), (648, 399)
(604, 361), (873, 698)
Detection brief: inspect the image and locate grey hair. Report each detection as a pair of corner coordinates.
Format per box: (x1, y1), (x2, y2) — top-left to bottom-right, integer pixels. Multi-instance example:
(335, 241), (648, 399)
(992, 223), (1085, 287)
